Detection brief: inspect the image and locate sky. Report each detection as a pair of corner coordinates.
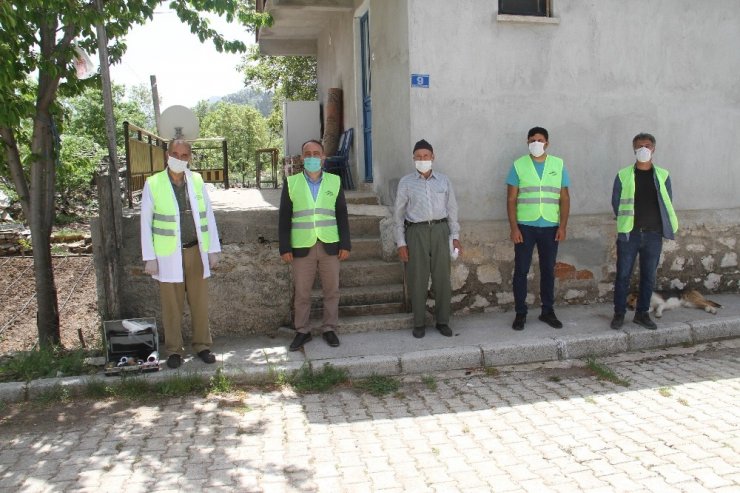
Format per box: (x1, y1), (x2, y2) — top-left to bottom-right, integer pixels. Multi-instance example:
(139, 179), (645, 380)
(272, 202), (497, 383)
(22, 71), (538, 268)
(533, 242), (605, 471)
(109, 8), (255, 109)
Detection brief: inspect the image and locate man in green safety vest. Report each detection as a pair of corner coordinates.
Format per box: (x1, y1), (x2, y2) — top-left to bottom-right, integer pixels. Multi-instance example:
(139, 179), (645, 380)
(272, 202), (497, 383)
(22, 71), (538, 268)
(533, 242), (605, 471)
(507, 127), (571, 331)
(611, 133), (678, 330)
(141, 139), (221, 369)
(279, 140), (351, 351)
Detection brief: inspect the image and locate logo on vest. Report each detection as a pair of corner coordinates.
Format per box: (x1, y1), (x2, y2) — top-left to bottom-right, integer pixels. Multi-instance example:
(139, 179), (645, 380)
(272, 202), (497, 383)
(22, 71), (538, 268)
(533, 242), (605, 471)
(325, 190), (335, 197)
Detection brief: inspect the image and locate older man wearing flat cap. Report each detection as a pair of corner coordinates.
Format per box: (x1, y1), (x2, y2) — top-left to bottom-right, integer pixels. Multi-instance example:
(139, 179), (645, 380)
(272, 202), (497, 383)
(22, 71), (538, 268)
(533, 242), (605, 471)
(394, 139), (462, 338)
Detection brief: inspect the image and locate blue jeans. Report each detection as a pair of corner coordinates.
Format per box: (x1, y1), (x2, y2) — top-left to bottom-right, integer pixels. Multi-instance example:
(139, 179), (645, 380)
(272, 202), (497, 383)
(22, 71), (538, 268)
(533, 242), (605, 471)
(513, 225), (559, 315)
(613, 231), (663, 314)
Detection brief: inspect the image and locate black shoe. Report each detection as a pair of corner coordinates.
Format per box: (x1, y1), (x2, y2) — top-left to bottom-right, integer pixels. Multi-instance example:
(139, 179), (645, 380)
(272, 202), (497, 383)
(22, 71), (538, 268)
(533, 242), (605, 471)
(610, 313), (625, 330)
(436, 324), (453, 337)
(322, 330), (340, 347)
(633, 312), (657, 330)
(539, 311), (563, 329)
(289, 332), (312, 351)
(512, 314), (526, 331)
(197, 349), (216, 364)
(166, 353), (182, 369)
(412, 326), (425, 338)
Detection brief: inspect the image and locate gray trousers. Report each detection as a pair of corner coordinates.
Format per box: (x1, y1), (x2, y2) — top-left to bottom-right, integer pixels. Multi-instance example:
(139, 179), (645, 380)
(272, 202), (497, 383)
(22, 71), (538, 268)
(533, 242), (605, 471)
(406, 222), (451, 327)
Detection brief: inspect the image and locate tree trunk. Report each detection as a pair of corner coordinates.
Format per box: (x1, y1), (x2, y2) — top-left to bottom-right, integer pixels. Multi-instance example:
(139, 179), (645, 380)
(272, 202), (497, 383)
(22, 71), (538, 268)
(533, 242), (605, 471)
(30, 107), (60, 347)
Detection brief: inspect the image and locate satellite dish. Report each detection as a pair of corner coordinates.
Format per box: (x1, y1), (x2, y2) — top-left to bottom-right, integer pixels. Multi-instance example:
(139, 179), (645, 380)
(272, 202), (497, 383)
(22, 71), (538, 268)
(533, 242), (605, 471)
(159, 105), (200, 140)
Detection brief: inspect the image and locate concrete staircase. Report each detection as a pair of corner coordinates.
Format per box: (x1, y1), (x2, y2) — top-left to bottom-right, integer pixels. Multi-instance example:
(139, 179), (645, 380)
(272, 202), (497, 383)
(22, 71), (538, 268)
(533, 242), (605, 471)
(310, 191), (414, 333)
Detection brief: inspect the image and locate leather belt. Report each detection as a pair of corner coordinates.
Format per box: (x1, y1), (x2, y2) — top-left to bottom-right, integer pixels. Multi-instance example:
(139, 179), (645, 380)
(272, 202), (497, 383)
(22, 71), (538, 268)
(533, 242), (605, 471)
(182, 240), (199, 249)
(406, 218), (448, 226)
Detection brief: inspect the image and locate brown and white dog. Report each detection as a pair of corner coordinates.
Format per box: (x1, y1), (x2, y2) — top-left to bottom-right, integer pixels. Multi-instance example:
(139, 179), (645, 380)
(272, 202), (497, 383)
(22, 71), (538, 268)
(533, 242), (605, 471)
(626, 289), (722, 318)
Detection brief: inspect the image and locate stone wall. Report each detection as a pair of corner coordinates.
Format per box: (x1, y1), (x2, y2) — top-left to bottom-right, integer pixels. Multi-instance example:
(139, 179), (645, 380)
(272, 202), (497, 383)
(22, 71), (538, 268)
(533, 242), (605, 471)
(381, 208), (740, 316)
(92, 208), (292, 339)
(96, 207), (740, 337)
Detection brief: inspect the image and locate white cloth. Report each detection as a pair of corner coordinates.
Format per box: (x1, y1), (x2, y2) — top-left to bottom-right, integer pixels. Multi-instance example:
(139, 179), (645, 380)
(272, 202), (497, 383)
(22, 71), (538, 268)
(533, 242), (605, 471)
(140, 169), (221, 282)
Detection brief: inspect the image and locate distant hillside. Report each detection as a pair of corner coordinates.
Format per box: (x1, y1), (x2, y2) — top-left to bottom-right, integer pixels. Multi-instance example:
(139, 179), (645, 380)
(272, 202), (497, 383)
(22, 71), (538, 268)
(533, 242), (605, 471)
(206, 88), (272, 116)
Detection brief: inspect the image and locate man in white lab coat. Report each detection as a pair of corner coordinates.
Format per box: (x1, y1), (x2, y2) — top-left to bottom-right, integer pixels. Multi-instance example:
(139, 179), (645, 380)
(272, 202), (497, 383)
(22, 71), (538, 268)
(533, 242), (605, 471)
(140, 139), (221, 369)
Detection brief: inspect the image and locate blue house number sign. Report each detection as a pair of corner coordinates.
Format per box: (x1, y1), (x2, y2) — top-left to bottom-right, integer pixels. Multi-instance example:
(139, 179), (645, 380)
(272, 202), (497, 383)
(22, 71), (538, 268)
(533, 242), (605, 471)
(411, 74), (430, 88)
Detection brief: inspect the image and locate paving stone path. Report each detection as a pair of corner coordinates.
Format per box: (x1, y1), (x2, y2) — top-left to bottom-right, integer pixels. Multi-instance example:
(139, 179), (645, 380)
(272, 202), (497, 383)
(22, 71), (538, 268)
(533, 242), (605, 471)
(1, 342), (739, 492)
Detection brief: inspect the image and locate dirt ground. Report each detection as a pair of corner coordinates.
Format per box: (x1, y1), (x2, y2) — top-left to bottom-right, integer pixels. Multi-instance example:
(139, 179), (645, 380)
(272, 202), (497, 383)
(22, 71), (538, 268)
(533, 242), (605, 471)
(0, 255), (102, 355)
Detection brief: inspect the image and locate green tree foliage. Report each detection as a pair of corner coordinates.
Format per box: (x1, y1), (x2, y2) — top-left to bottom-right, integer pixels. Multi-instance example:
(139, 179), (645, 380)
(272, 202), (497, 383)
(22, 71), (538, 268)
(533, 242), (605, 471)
(0, 0), (269, 348)
(57, 134), (105, 196)
(200, 102), (270, 185)
(240, 45), (317, 134)
(62, 83), (151, 152)
(241, 45), (317, 101)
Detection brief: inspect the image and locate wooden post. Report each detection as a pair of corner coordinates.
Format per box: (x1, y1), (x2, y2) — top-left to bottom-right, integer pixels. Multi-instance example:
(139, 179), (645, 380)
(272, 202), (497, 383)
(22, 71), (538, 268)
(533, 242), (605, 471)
(151, 75), (162, 135)
(96, 157), (122, 320)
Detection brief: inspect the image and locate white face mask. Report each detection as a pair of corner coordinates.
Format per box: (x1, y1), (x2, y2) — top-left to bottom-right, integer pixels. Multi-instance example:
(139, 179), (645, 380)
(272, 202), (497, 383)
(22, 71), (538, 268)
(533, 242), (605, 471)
(415, 160), (432, 173)
(635, 147), (652, 163)
(528, 141), (546, 158)
(168, 155), (188, 173)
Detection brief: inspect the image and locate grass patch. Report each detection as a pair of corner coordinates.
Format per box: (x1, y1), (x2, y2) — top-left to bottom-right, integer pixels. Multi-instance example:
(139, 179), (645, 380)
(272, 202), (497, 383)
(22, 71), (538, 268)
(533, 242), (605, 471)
(33, 384), (71, 404)
(0, 347), (97, 382)
(55, 213), (85, 226)
(484, 366), (499, 377)
(116, 376), (153, 400)
(547, 375), (562, 383)
(354, 374), (400, 397)
(584, 396), (597, 404)
(658, 387), (672, 397)
(421, 375), (437, 391)
(50, 244), (68, 255)
(585, 357), (630, 387)
(209, 368), (234, 394)
(678, 397), (689, 406)
(153, 373), (207, 397)
(291, 363), (348, 393)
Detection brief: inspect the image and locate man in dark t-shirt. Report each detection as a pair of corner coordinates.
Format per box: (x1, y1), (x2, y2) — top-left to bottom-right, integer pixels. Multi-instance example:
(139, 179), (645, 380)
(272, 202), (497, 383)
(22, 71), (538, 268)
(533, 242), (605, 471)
(610, 133), (679, 330)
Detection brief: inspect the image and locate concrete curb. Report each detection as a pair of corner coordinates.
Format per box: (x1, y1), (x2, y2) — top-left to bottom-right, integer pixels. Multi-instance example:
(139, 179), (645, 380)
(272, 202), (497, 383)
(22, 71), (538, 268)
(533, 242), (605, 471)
(2, 310), (739, 405)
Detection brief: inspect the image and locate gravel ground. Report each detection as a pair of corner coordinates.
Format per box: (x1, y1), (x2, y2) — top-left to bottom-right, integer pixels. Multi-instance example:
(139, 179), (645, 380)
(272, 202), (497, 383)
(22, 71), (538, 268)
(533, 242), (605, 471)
(0, 255), (101, 354)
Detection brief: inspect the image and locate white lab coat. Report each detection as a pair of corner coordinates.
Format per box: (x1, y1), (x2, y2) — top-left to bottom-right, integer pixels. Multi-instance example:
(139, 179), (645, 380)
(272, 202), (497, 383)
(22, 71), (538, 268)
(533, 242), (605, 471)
(140, 169), (221, 282)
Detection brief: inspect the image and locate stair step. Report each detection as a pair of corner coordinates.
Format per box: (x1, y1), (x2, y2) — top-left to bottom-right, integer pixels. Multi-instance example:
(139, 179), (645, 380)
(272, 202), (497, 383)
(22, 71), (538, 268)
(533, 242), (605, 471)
(334, 260), (403, 288)
(350, 237), (382, 260)
(345, 192), (380, 205)
(312, 302), (405, 318)
(311, 284), (404, 306)
(338, 312), (415, 334)
(348, 215), (381, 236)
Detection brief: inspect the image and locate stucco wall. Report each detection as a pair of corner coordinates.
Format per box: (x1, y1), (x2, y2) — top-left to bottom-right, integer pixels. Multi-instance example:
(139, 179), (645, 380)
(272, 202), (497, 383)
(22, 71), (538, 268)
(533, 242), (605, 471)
(380, 0), (740, 221)
(314, 2), (364, 184)
(366, 0), (412, 204)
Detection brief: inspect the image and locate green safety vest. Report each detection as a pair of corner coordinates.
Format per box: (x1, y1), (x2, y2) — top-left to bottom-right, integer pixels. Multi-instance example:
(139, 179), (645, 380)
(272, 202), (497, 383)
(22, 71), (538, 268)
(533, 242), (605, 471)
(288, 172), (340, 248)
(147, 170), (210, 256)
(514, 155), (563, 223)
(617, 165), (678, 234)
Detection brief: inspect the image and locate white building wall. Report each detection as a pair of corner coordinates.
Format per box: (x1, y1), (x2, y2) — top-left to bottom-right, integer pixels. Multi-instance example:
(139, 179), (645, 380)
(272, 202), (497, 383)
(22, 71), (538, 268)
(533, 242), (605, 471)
(366, 0), (412, 204)
(315, 6), (360, 168)
(398, 0), (740, 220)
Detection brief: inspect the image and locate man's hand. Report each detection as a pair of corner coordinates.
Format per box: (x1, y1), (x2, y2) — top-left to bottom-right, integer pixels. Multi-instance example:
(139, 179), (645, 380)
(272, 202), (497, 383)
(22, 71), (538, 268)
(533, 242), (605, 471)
(555, 226), (567, 242)
(452, 239), (463, 258)
(338, 249), (350, 261)
(398, 246), (409, 263)
(281, 252), (294, 264)
(144, 259), (158, 276)
(510, 227), (523, 244)
(208, 252), (220, 269)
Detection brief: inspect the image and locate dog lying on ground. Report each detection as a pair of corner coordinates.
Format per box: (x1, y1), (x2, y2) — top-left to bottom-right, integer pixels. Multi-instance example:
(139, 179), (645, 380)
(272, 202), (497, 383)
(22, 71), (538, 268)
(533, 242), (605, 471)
(626, 289), (722, 318)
